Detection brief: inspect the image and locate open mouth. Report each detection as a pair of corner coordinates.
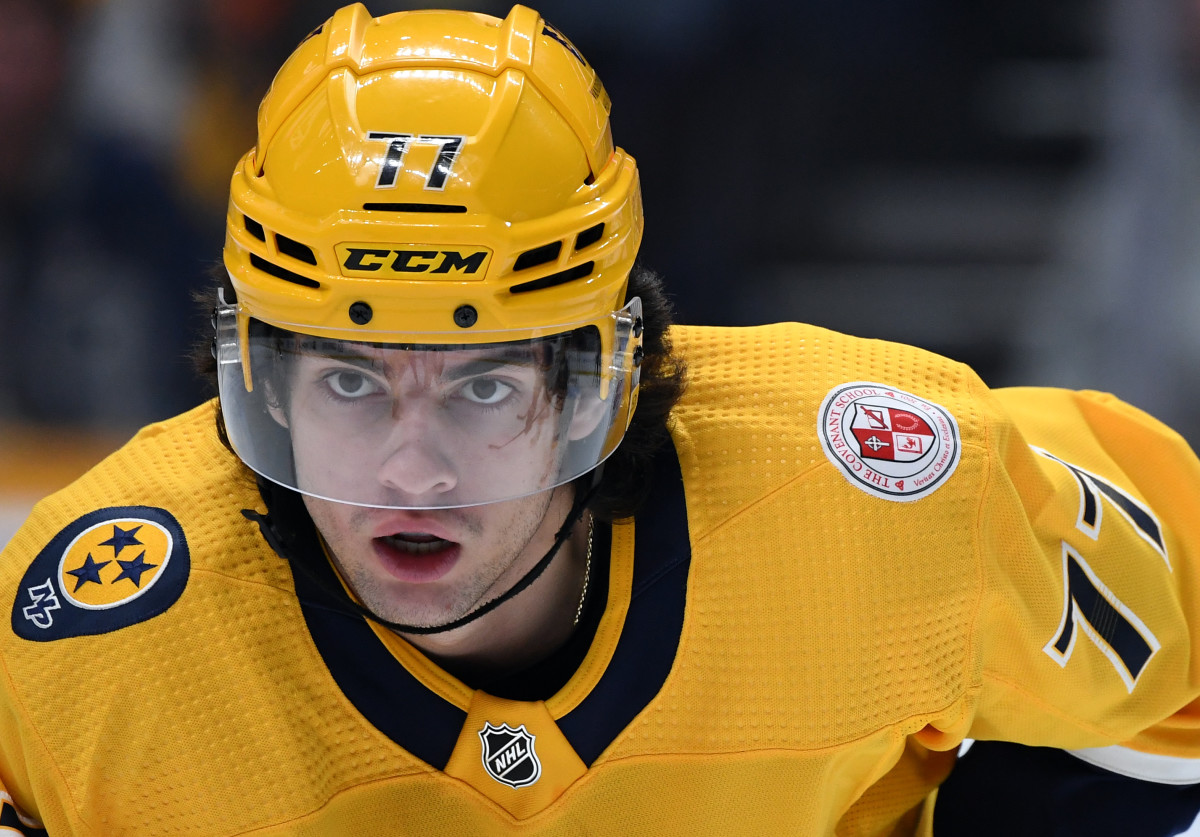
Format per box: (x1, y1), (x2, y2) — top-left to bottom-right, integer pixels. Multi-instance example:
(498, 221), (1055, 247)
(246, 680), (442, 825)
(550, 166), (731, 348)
(373, 531), (461, 584)
(377, 532), (455, 555)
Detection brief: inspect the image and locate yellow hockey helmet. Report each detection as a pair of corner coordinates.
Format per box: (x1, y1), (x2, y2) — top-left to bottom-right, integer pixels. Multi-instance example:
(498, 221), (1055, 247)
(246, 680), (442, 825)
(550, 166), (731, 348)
(223, 2), (641, 345)
(216, 4), (645, 509)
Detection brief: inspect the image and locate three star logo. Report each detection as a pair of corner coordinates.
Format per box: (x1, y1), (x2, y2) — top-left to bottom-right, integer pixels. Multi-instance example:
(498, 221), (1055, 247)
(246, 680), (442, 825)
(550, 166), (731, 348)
(13, 506), (190, 641)
(59, 520), (170, 609)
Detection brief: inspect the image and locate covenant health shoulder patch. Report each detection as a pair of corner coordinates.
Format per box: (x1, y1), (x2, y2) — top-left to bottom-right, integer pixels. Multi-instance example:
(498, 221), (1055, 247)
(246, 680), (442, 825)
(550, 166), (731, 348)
(12, 506), (189, 641)
(818, 382), (961, 501)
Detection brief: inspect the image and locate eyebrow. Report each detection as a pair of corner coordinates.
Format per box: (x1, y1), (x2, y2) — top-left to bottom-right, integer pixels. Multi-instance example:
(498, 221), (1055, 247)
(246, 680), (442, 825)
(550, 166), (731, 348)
(298, 343), (537, 382)
(442, 351), (539, 383)
(297, 345), (388, 376)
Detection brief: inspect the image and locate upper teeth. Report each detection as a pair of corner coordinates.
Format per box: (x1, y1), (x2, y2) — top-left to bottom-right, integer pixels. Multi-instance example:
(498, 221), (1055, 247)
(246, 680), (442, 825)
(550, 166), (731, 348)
(383, 534), (450, 555)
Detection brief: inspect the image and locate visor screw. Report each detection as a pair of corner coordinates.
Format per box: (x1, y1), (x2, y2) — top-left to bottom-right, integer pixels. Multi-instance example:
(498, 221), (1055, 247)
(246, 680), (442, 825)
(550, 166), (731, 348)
(632, 346), (644, 367)
(632, 316), (644, 338)
(453, 305), (478, 328)
(348, 301), (373, 325)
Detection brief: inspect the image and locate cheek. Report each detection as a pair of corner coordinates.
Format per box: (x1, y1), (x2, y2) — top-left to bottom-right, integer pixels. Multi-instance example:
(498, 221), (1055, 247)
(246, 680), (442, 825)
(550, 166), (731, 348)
(287, 405), (380, 491)
(289, 422), (340, 485)
(302, 498), (364, 565)
(482, 420), (562, 484)
(301, 496), (345, 541)
(472, 488), (557, 550)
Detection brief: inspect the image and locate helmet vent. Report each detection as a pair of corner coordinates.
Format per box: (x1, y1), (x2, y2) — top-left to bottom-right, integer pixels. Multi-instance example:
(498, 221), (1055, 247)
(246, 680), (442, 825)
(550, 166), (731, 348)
(362, 202), (468, 214)
(275, 234), (317, 265)
(243, 215), (266, 242)
(249, 254), (320, 289)
(510, 262), (593, 294)
(574, 223), (604, 251)
(513, 242), (562, 272)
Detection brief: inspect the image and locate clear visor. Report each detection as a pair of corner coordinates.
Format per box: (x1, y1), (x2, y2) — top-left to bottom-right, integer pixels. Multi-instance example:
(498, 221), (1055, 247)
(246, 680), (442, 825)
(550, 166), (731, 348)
(215, 299), (642, 509)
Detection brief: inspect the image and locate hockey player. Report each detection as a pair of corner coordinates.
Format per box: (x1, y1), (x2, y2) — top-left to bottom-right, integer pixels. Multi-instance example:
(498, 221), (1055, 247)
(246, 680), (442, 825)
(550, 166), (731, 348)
(2, 5), (1200, 834)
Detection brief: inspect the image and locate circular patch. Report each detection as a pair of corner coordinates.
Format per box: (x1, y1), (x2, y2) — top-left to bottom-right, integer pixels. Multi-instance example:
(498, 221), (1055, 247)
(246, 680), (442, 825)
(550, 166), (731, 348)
(12, 506), (190, 642)
(818, 382), (961, 501)
(58, 518), (174, 609)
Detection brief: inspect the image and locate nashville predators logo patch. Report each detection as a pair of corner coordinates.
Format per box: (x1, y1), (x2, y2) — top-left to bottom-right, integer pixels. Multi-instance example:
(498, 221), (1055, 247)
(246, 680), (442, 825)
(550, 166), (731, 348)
(479, 722), (542, 789)
(11, 506), (189, 641)
(818, 382), (961, 501)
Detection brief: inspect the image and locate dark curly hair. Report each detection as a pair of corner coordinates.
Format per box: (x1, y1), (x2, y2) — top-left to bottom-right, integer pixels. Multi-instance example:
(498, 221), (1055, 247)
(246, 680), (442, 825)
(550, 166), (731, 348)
(194, 263), (686, 522)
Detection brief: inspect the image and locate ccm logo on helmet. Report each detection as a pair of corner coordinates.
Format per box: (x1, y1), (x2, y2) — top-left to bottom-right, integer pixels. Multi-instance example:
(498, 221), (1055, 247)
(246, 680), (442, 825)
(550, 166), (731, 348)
(336, 244), (492, 279)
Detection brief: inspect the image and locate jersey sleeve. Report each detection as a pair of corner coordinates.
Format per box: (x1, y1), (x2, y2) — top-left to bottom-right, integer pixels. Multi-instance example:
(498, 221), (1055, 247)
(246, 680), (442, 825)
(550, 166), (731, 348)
(0, 645), (48, 836)
(934, 739), (1200, 835)
(0, 789), (45, 836)
(966, 386), (1200, 770)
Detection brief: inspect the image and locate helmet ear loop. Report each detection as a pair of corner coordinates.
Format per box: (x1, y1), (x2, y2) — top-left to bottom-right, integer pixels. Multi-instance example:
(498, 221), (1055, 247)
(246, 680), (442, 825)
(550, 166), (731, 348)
(565, 374), (607, 441)
(558, 329), (607, 442)
(249, 336), (291, 430)
(264, 383), (290, 430)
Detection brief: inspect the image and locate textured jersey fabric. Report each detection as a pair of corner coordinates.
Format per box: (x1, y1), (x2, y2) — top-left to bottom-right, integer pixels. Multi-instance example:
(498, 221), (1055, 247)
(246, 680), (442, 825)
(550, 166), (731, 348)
(2, 322), (1199, 835)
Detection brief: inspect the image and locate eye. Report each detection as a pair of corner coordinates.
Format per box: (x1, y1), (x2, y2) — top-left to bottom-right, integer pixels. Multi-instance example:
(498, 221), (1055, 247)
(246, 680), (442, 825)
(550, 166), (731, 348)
(327, 370), (382, 399)
(458, 377), (514, 405)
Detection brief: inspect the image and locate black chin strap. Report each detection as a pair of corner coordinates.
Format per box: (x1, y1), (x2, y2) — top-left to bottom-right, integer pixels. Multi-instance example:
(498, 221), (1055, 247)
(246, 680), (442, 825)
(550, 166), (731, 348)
(243, 474), (599, 636)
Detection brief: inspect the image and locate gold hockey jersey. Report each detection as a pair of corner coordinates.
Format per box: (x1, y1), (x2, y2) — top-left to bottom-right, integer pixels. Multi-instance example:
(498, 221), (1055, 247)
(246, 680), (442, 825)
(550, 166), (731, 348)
(2, 322), (1200, 835)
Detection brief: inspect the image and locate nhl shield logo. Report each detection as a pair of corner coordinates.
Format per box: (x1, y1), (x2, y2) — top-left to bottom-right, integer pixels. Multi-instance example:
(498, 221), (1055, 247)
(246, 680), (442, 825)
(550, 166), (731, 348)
(478, 722), (542, 789)
(818, 382), (961, 502)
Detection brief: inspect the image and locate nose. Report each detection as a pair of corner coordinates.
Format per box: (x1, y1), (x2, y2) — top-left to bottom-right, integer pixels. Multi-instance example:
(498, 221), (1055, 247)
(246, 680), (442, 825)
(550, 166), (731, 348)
(374, 407), (459, 502)
(376, 441), (459, 500)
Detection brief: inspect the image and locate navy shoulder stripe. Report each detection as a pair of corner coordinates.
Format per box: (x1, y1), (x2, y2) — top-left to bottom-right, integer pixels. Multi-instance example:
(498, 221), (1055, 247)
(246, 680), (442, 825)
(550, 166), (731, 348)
(559, 440), (691, 764)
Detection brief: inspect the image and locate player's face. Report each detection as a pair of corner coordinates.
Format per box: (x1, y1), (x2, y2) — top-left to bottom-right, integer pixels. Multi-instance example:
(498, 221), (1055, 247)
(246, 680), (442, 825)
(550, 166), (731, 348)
(278, 341), (571, 627)
(279, 341), (565, 509)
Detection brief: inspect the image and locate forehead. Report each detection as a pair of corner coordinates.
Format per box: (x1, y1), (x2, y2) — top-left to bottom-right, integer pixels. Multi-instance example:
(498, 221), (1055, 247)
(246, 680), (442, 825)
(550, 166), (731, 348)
(289, 337), (541, 371)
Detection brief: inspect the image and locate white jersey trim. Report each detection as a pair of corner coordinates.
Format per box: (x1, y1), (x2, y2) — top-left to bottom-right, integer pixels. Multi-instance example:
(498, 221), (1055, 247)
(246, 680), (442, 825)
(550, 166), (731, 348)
(1067, 745), (1200, 785)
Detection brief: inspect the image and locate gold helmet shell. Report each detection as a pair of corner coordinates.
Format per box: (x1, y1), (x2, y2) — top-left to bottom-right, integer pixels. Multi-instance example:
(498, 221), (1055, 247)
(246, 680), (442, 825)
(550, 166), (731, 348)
(223, 3), (642, 350)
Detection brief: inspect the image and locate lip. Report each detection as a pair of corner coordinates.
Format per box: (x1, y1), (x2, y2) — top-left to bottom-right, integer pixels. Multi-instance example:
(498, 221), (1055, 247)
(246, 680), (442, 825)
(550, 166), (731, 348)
(369, 513), (457, 542)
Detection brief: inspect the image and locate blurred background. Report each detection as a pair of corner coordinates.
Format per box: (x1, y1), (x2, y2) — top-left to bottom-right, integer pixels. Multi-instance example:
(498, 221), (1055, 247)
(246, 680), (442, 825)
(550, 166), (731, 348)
(4, 0), (1200, 547)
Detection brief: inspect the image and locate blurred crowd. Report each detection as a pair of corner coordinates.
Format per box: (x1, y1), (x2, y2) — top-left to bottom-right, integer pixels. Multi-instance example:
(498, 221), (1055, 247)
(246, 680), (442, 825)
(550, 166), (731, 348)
(3, 0), (1200, 444)
(0, 0), (734, 435)
(0, 0), (336, 431)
